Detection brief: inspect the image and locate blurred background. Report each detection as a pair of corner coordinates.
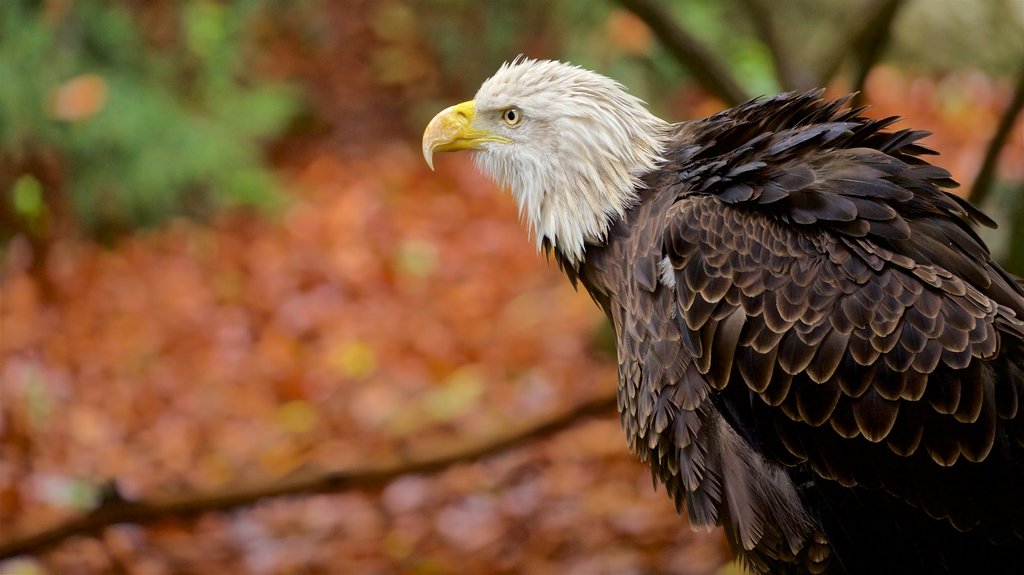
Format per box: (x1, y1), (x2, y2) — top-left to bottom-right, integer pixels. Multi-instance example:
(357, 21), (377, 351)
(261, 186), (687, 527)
(1, 0), (1022, 574)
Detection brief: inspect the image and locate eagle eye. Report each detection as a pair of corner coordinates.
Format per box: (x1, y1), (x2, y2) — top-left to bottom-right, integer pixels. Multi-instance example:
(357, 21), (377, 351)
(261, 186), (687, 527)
(502, 108), (521, 126)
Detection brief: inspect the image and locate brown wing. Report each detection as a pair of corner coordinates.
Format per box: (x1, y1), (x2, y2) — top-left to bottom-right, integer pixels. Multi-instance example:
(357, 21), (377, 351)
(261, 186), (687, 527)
(658, 101), (1024, 545)
(581, 91), (1024, 573)
(590, 192), (824, 574)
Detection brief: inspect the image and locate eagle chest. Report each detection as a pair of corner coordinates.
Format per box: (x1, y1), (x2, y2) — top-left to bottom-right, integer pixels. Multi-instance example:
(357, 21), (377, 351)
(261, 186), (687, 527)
(578, 206), (708, 489)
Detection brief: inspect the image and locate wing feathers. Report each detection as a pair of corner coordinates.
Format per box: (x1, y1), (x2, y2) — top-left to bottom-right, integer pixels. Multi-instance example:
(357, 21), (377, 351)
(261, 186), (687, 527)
(591, 90), (1024, 572)
(656, 189), (1024, 545)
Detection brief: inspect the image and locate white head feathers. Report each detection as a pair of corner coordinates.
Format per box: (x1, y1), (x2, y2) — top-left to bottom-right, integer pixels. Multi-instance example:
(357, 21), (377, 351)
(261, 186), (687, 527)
(470, 58), (670, 265)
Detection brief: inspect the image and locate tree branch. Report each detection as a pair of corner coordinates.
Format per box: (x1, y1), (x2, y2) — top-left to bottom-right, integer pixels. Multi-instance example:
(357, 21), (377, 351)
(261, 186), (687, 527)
(740, 0), (815, 91)
(849, 0), (906, 106)
(0, 392), (618, 560)
(815, 0), (907, 88)
(615, 0), (749, 106)
(970, 64), (1024, 206)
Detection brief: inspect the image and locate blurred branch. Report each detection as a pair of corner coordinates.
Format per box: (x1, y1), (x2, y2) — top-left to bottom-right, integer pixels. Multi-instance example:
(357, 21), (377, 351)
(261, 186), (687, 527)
(970, 64), (1024, 206)
(740, 0), (815, 90)
(814, 0), (907, 88)
(849, 0), (906, 105)
(0, 392), (618, 560)
(615, 0), (749, 106)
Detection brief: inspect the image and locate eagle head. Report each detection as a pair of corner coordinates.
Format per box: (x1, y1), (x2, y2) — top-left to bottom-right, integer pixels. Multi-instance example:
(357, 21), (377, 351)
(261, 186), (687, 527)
(423, 58), (669, 265)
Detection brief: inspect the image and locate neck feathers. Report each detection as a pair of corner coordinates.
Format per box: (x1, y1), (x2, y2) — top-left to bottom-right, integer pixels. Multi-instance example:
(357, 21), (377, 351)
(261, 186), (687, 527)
(478, 106), (669, 267)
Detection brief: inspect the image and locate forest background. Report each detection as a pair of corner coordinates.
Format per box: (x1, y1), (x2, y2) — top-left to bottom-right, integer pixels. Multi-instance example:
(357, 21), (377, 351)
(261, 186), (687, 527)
(2, 1), (1023, 573)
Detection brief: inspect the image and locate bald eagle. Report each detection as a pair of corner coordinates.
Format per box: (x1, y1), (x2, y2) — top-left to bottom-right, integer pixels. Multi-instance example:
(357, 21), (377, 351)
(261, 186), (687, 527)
(422, 59), (1024, 574)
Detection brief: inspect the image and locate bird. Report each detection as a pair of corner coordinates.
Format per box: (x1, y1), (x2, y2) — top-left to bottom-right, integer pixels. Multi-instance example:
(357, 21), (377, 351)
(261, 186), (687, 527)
(422, 58), (1024, 574)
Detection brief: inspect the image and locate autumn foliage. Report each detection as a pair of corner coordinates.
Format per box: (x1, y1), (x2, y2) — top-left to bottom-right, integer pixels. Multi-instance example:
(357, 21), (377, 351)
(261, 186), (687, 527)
(2, 2), (1023, 574)
(2, 147), (736, 573)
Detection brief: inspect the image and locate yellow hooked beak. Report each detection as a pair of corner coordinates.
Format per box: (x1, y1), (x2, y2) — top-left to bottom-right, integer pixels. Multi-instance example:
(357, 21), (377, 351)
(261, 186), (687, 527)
(422, 100), (511, 170)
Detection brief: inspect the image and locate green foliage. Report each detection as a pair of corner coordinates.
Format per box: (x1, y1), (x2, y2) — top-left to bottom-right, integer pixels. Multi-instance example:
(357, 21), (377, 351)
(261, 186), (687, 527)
(0, 0), (301, 237)
(660, 0), (778, 94)
(12, 175), (45, 234)
(414, 0), (780, 116)
(893, 0), (1024, 74)
(993, 182), (1024, 278)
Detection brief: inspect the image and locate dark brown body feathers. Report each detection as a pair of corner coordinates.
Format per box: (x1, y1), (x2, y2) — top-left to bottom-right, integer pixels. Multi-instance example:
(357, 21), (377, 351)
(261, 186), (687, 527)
(562, 91), (1024, 574)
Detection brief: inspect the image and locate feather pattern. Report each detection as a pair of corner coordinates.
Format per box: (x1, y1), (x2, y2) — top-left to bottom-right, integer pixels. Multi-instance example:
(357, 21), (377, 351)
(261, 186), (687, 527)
(568, 91), (1024, 574)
